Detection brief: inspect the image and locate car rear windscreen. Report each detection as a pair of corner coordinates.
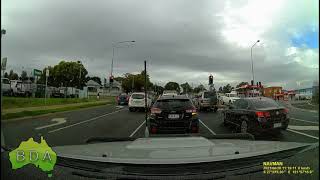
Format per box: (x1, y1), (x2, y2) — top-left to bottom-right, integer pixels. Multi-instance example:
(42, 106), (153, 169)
(132, 94), (144, 99)
(154, 99), (194, 109)
(204, 92), (216, 98)
(250, 99), (281, 109)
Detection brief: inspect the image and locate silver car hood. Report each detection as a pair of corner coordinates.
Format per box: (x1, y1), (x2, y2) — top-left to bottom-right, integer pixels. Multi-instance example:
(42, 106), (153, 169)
(53, 136), (316, 164)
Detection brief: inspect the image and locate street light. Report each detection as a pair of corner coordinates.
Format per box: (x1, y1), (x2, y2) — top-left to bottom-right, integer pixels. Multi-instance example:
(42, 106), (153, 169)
(111, 40), (135, 76)
(251, 40), (260, 85)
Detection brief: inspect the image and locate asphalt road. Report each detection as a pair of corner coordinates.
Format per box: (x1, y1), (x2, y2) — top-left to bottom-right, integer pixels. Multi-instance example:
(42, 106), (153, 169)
(1, 101), (319, 179)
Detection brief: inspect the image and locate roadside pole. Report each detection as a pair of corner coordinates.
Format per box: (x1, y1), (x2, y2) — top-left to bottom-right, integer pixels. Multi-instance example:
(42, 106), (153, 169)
(144, 60), (149, 137)
(45, 68), (49, 105)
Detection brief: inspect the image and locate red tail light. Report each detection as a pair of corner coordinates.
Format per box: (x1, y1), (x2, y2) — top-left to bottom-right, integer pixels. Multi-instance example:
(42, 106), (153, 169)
(116, 96), (119, 102)
(282, 108), (289, 114)
(151, 108), (162, 114)
(191, 126), (199, 133)
(151, 127), (157, 134)
(256, 111), (270, 118)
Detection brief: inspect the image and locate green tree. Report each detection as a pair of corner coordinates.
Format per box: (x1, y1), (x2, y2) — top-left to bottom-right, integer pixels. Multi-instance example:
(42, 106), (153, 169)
(218, 86), (223, 92)
(222, 84), (233, 93)
(38, 61), (88, 88)
(86, 76), (102, 85)
(164, 82), (180, 92)
(8, 70), (19, 80)
(193, 84), (206, 93)
(4, 72), (8, 78)
(236, 82), (249, 88)
(21, 71), (28, 81)
(153, 84), (164, 94)
(180, 82), (192, 94)
(117, 71), (153, 92)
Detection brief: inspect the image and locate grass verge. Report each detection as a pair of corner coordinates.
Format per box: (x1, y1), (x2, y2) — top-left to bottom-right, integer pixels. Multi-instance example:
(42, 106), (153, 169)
(2, 101), (112, 120)
(3, 96), (114, 109)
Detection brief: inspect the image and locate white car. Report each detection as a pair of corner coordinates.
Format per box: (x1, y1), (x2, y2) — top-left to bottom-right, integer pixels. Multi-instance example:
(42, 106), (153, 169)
(1, 78), (11, 96)
(221, 91), (240, 105)
(128, 92), (152, 112)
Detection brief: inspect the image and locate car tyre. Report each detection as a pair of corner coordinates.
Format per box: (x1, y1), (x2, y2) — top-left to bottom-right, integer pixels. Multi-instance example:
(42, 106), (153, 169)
(129, 107), (133, 112)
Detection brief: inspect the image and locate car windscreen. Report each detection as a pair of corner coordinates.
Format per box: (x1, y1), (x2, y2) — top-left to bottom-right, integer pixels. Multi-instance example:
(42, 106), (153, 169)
(131, 94), (144, 99)
(204, 92), (216, 98)
(154, 99), (194, 109)
(249, 98), (281, 109)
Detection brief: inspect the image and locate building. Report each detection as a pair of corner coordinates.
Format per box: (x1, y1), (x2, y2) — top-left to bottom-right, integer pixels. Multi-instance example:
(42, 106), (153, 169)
(236, 84), (264, 98)
(294, 81), (319, 100)
(263, 86), (283, 100)
(86, 80), (102, 92)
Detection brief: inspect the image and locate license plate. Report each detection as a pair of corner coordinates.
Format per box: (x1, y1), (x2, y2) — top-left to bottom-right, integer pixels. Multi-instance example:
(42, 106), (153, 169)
(168, 114), (179, 119)
(274, 123), (282, 128)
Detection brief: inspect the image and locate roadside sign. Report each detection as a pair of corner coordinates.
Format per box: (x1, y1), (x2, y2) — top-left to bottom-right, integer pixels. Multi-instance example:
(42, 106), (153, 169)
(46, 69), (49, 77)
(1, 57), (7, 70)
(34, 69), (42, 76)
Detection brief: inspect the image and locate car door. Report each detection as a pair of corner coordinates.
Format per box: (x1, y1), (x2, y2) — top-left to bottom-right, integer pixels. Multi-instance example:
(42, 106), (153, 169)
(227, 99), (244, 125)
(234, 99), (249, 125)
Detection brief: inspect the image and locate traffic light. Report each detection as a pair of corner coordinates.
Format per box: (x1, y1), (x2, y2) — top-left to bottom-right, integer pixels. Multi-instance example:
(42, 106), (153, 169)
(109, 76), (114, 83)
(209, 75), (213, 85)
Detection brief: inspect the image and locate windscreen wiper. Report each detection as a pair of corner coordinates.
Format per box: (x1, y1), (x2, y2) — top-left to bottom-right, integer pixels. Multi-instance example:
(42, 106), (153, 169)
(85, 137), (136, 144)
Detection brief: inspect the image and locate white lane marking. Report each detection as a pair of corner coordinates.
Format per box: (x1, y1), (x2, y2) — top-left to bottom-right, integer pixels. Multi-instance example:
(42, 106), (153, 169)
(199, 119), (216, 135)
(288, 125), (319, 131)
(129, 121), (146, 137)
(290, 118), (319, 124)
(48, 109), (124, 134)
(287, 129), (319, 140)
(116, 106), (124, 109)
(35, 118), (67, 130)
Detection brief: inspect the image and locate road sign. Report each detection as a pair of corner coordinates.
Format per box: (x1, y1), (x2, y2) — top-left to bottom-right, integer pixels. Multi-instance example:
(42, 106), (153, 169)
(1, 57), (7, 70)
(33, 69), (42, 76)
(46, 69), (49, 77)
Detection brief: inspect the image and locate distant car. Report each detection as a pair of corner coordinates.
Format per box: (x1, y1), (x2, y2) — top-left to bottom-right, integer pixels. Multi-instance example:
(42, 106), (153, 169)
(195, 90), (218, 112)
(1, 78), (11, 96)
(128, 92), (152, 112)
(116, 93), (129, 105)
(221, 91), (240, 105)
(148, 95), (199, 134)
(222, 97), (290, 135)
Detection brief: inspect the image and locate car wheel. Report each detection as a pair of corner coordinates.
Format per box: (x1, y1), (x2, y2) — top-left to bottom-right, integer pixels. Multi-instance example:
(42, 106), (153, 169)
(240, 120), (248, 133)
(282, 124), (288, 130)
(129, 107), (133, 112)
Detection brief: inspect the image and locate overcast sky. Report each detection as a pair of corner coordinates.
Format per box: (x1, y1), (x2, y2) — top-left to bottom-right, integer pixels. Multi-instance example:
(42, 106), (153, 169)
(2, 0), (319, 90)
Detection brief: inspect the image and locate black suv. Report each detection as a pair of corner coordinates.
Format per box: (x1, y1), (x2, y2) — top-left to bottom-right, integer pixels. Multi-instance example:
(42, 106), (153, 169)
(148, 95), (199, 134)
(222, 97), (290, 135)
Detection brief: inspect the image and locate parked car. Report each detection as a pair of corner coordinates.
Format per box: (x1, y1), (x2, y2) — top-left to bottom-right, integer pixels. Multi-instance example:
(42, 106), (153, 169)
(116, 93), (129, 105)
(222, 97), (289, 135)
(1, 78), (11, 96)
(128, 92), (152, 112)
(10, 80), (33, 97)
(148, 95), (199, 134)
(194, 90), (218, 112)
(221, 91), (240, 105)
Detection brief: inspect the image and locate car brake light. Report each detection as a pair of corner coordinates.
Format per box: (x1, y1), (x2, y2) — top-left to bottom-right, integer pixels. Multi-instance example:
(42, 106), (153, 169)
(256, 111), (270, 118)
(151, 108), (162, 114)
(116, 96), (119, 101)
(151, 127), (157, 134)
(192, 126), (198, 133)
(282, 108), (289, 114)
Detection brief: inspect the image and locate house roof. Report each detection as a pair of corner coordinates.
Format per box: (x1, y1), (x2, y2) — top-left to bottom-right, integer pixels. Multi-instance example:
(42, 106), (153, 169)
(86, 80), (102, 87)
